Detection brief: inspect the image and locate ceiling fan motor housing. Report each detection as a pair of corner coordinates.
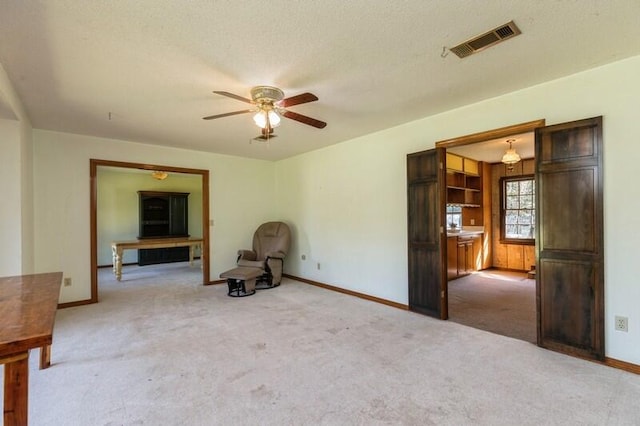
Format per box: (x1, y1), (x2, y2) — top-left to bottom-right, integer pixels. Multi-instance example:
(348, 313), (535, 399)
(250, 86), (284, 103)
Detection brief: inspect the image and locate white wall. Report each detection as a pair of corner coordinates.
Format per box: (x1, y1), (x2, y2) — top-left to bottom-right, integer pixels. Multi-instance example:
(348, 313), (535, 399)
(33, 130), (276, 302)
(96, 168), (203, 265)
(0, 119), (23, 275)
(0, 63), (34, 276)
(275, 55), (640, 365)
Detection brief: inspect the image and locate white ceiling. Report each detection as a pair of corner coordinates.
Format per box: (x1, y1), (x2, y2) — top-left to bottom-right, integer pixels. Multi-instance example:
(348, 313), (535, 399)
(448, 132), (534, 163)
(1, 1), (639, 161)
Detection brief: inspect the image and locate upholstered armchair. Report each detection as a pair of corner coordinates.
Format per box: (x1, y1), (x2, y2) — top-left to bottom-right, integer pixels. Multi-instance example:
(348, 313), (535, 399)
(237, 222), (291, 288)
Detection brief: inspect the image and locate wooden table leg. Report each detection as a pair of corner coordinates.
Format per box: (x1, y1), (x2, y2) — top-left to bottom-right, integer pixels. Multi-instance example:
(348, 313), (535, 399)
(113, 247), (123, 281)
(189, 244), (195, 266)
(40, 345), (51, 370)
(3, 351), (29, 426)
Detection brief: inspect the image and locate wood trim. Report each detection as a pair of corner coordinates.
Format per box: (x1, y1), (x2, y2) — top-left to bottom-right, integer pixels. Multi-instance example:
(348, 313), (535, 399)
(435, 119), (546, 148)
(205, 279), (226, 286)
(604, 357), (640, 375)
(58, 299), (94, 309)
(284, 274), (409, 311)
(0, 352), (29, 365)
(90, 160), (98, 303)
(89, 159), (211, 304)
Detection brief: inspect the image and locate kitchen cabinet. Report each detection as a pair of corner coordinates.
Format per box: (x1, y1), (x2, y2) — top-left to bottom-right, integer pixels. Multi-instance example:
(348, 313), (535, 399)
(447, 233), (483, 280)
(446, 153), (482, 207)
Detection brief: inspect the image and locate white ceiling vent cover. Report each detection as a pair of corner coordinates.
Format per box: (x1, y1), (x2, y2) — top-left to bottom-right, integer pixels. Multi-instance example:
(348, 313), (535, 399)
(450, 21), (521, 59)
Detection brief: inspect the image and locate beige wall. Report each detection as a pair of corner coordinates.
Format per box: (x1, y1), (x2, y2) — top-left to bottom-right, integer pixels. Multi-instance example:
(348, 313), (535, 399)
(0, 63), (34, 276)
(275, 55), (640, 364)
(33, 130), (277, 303)
(96, 168), (203, 266)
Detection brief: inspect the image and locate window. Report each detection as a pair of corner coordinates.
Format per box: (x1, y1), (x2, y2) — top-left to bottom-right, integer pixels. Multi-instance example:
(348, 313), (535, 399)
(501, 176), (535, 244)
(446, 205), (462, 229)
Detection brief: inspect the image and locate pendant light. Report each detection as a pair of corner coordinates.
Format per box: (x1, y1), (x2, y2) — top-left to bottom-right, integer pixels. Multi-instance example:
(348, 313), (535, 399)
(501, 139), (521, 169)
(151, 171), (168, 180)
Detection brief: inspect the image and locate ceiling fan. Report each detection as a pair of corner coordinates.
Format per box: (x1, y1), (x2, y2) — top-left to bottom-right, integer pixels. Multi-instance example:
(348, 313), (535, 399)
(202, 86), (327, 133)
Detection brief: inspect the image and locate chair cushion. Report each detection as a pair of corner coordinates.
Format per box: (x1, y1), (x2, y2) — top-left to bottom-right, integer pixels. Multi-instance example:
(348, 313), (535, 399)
(220, 267), (263, 280)
(237, 259), (266, 269)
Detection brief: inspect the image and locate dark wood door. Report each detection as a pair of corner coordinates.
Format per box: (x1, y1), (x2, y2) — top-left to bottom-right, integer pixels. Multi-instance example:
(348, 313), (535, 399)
(535, 116), (604, 360)
(407, 148), (447, 318)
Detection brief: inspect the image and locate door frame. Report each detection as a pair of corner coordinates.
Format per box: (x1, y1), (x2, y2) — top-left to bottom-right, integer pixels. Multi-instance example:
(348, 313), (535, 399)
(434, 119), (546, 332)
(88, 159), (211, 304)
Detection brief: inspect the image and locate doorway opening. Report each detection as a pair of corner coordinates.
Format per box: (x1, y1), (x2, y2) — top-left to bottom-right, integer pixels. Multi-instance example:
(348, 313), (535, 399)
(435, 120), (543, 343)
(89, 159), (211, 304)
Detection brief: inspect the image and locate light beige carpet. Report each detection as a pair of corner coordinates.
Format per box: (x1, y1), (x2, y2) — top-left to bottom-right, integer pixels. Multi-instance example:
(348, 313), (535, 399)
(448, 270), (536, 343)
(1, 262), (639, 425)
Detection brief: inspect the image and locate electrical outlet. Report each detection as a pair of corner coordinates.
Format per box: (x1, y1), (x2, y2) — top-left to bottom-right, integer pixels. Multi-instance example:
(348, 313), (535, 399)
(615, 316), (628, 332)
(301, 254), (306, 260)
(317, 262), (321, 270)
(64, 277), (72, 287)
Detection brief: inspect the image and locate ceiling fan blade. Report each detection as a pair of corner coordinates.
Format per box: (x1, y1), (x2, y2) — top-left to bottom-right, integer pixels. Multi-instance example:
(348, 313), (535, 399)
(282, 110), (327, 129)
(213, 91), (253, 104)
(280, 92), (318, 107)
(202, 109), (252, 120)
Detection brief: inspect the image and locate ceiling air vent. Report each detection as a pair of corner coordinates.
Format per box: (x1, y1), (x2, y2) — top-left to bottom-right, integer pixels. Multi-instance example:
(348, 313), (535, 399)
(449, 21), (521, 59)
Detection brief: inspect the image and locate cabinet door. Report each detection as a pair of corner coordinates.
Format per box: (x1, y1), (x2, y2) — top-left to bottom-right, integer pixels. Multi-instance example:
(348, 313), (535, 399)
(457, 242), (466, 276)
(465, 241), (474, 274)
(472, 236), (483, 271)
(446, 153), (463, 172)
(139, 195), (170, 237)
(169, 195), (189, 236)
(463, 158), (479, 175)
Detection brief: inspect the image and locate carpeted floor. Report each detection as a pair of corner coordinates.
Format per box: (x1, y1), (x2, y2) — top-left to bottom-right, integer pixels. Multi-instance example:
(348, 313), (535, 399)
(447, 270), (536, 343)
(2, 262), (639, 425)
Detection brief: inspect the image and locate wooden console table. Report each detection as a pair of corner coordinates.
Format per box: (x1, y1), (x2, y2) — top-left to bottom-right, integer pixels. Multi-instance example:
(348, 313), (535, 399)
(0, 272), (62, 426)
(111, 237), (204, 281)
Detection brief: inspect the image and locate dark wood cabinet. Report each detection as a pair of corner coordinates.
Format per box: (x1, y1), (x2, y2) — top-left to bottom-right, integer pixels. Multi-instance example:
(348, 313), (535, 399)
(138, 191), (189, 266)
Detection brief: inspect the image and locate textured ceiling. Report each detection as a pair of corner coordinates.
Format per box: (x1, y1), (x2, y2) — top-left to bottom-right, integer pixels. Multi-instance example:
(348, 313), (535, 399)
(1, 1), (639, 160)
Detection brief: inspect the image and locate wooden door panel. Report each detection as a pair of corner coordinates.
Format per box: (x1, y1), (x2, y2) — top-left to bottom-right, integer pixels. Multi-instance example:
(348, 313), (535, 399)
(407, 148), (446, 318)
(536, 116), (604, 360)
(408, 183), (438, 245)
(538, 124), (599, 164)
(539, 259), (596, 350)
(408, 249), (442, 316)
(540, 169), (597, 252)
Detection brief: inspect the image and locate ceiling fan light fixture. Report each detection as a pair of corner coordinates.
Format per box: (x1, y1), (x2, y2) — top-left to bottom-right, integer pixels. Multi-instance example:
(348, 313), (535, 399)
(268, 110), (281, 127)
(253, 111), (267, 128)
(252, 109), (281, 129)
(501, 139), (521, 165)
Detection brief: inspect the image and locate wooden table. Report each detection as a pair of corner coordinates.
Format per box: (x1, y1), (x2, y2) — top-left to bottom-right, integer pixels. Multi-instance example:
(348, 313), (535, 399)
(0, 272), (62, 426)
(111, 237), (204, 281)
